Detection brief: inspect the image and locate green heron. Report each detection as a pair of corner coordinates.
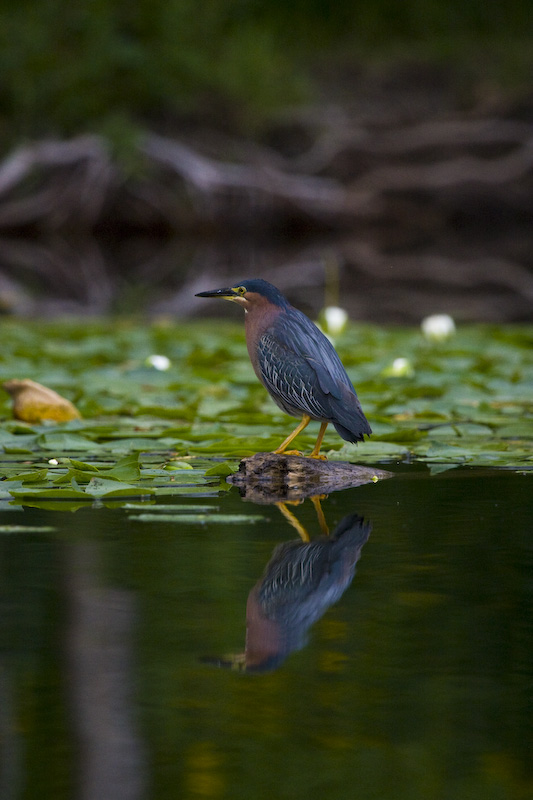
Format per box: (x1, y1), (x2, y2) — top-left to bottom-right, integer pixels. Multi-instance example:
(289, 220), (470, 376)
(196, 279), (371, 458)
(203, 512), (372, 672)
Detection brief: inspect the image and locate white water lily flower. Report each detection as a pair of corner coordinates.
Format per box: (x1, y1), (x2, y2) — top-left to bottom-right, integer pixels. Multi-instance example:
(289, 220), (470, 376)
(146, 354), (171, 371)
(421, 314), (456, 341)
(388, 357), (414, 377)
(322, 306), (348, 336)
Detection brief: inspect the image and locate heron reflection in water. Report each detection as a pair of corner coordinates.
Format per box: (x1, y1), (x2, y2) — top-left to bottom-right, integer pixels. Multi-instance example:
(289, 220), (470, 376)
(204, 510), (371, 673)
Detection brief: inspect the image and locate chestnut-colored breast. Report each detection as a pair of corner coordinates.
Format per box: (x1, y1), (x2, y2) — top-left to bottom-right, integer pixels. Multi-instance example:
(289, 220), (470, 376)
(243, 292), (283, 379)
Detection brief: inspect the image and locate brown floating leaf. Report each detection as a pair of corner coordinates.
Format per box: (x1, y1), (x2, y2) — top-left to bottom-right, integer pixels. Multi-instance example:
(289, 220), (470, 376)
(2, 379), (81, 423)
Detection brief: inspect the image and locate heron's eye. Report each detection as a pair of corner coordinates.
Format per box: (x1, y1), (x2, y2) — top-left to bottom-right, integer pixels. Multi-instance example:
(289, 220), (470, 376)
(236, 286), (247, 296)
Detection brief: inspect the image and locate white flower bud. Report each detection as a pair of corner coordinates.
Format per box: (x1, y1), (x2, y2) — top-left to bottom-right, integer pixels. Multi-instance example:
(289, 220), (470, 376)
(421, 314), (456, 341)
(322, 306), (348, 336)
(146, 354), (171, 371)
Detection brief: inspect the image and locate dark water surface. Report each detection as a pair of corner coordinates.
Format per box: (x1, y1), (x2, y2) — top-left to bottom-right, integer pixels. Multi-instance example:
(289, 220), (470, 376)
(1, 465), (532, 799)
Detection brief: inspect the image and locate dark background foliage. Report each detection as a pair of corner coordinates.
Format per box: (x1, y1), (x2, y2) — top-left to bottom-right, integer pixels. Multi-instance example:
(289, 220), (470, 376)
(1, 0), (532, 142)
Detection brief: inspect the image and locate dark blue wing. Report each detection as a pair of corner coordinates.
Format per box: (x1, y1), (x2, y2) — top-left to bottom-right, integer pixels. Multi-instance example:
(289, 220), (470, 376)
(257, 308), (371, 442)
(275, 308), (354, 395)
(258, 331), (331, 419)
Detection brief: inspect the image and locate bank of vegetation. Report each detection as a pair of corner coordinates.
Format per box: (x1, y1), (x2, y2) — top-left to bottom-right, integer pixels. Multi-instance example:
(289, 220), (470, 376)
(2, 1), (532, 145)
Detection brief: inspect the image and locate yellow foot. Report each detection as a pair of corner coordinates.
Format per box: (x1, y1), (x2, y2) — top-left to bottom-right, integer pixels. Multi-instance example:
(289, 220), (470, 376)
(274, 449), (303, 456)
(309, 453), (328, 460)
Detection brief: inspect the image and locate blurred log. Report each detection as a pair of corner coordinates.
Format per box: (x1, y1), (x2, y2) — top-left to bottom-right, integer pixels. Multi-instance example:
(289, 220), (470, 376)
(288, 117), (533, 172)
(0, 136), (116, 229)
(0, 115), (531, 234)
(0, 235), (114, 312)
(140, 132), (349, 225)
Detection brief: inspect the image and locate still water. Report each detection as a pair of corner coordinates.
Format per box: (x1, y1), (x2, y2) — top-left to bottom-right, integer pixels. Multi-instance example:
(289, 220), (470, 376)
(1, 464), (532, 799)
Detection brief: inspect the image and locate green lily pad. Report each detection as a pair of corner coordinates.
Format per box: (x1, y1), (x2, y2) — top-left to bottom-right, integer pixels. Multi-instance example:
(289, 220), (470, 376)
(9, 487), (91, 500)
(429, 423), (493, 437)
(18, 469), (50, 483)
(95, 485), (156, 498)
(36, 432), (96, 451)
(104, 453), (141, 481)
(85, 477), (140, 497)
(68, 459), (100, 472)
(204, 462), (238, 476)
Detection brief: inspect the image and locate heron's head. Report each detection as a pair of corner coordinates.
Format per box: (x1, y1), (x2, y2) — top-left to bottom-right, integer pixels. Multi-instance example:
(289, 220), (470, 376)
(196, 279), (289, 313)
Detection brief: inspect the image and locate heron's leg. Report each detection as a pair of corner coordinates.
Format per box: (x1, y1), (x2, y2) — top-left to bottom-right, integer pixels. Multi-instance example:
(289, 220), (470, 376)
(310, 494), (329, 535)
(275, 502), (310, 542)
(310, 421), (328, 459)
(274, 414), (311, 456)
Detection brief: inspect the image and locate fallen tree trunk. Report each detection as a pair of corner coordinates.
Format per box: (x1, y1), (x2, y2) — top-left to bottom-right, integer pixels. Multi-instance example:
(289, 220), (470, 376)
(0, 110), (531, 233)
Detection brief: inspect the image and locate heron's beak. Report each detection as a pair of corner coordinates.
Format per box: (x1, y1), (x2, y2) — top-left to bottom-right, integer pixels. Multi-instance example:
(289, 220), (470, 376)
(195, 287), (241, 303)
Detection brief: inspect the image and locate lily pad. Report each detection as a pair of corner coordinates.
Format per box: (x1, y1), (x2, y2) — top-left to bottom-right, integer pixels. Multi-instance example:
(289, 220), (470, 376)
(104, 453), (141, 481)
(9, 487), (91, 500)
(204, 462), (239, 477)
(85, 477), (150, 497)
(36, 432), (96, 451)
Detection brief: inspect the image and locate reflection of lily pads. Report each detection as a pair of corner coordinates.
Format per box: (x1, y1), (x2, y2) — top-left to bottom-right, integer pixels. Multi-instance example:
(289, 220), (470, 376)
(123, 503), (213, 512)
(152, 485), (222, 497)
(10, 498), (89, 512)
(0, 525), (56, 533)
(129, 513), (265, 524)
